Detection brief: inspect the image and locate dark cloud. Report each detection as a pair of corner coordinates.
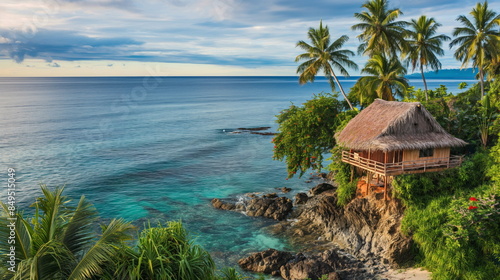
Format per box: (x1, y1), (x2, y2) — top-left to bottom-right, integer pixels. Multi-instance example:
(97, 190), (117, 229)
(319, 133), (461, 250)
(48, 62), (60, 67)
(0, 29), (142, 63)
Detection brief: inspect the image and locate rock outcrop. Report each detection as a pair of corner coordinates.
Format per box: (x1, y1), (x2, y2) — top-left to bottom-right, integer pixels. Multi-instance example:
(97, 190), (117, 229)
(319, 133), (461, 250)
(238, 249), (294, 276)
(294, 192), (309, 205)
(309, 183), (335, 196)
(211, 195), (293, 221)
(239, 248), (377, 280)
(214, 179), (412, 279)
(285, 191), (412, 267)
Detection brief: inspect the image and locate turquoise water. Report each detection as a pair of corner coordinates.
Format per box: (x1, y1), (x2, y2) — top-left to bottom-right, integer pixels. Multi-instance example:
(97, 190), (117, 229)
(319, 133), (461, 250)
(0, 76), (470, 268)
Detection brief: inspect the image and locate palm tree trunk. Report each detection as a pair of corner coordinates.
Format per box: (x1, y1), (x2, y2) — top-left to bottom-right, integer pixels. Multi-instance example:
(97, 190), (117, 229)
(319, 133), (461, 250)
(330, 69), (354, 110)
(479, 67), (485, 98)
(421, 64), (428, 101)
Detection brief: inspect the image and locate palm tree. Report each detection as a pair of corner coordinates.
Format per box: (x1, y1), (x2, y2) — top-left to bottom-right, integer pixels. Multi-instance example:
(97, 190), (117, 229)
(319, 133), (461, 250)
(0, 186), (134, 280)
(450, 1), (500, 97)
(296, 21), (358, 110)
(407, 16), (450, 101)
(352, 54), (409, 103)
(352, 0), (409, 57)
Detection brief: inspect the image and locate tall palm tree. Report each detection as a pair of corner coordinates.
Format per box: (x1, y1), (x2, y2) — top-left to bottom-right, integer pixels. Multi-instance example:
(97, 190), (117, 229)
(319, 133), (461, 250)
(352, 0), (409, 57)
(352, 54), (409, 103)
(0, 186), (134, 280)
(450, 1), (500, 97)
(296, 21), (358, 110)
(407, 16), (450, 101)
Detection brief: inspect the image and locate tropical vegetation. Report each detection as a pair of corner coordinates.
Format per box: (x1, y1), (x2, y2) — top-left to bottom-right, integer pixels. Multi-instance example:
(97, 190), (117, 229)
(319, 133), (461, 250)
(352, 0), (409, 57)
(0, 186), (246, 280)
(276, 1), (500, 279)
(406, 16), (450, 100)
(295, 21), (358, 110)
(349, 54), (409, 105)
(450, 1), (500, 97)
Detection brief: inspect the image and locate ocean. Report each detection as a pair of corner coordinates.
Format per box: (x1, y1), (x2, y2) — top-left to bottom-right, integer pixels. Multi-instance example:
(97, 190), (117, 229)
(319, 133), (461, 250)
(0, 76), (473, 269)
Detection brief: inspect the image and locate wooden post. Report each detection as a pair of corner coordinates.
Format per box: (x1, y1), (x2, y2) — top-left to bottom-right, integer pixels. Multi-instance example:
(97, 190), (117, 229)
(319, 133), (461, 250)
(384, 176), (388, 200)
(350, 165), (354, 182)
(366, 171), (370, 195)
(384, 152), (388, 200)
(384, 152), (388, 176)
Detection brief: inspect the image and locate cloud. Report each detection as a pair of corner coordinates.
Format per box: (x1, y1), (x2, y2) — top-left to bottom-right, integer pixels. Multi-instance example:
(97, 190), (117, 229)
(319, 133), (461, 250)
(107, 63), (113, 67)
(48, 62), (60, 67)
(1, 0), (499, 74)
(0, 28), (142, 63)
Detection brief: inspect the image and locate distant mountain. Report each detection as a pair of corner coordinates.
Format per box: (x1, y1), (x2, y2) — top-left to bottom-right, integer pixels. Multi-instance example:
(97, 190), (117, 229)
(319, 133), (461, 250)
(406, 68), (477, 80)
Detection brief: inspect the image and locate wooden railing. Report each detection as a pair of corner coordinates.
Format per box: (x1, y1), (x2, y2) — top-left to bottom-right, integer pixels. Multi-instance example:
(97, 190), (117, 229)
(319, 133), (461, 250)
(341, 151), (463, 176)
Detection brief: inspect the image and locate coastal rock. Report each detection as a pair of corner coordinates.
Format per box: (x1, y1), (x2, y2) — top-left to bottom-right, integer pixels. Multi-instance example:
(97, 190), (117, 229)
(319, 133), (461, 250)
(277, 187), (292, 193)
(294, 192), (309, 205)
(238, 248), (379, 280)
(251, 131), (276, 136)
(280, 250), (345, 280)
(237, 127), (271, 131)
(289, 193), (412, 267)
(309, 183), (335, 196)
(238, 249), (294, 275)
(246, 196), (293, 221)
(211, 198), (236, 211)
(211, 195), (293, 221)
(263, 192), (278, 198)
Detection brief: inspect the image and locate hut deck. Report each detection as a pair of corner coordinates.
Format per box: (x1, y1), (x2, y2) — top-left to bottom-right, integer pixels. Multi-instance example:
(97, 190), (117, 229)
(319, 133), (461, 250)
(342, 151), (463, 176)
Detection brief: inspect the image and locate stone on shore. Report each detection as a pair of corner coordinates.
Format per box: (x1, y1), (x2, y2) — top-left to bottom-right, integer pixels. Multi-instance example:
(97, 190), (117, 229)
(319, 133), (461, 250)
(246, 196), (293, 221)
(294, 192), (309, 205)
(238, 249), (294, 276)
(309, 183), (335, 196)
(211, 195), (293, 221)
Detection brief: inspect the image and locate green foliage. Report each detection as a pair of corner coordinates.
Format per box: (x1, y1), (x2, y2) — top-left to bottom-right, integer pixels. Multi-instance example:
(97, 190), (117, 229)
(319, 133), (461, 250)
(352, 0), (409, 57)
(0, 185), (135, 280)
(401, 185), (500, 280)
(217, 268), (248, 280)
(445, 193), (500, 252)
(395, 149), (499, 280)
(449, 1), (500, 97)
(349, 54), (409, 104)
(100, 221), (218, 280)
(487, 132), (500, 188)
(273, 93), (356, 178)
(0, 186), (243, 280)
(328, 146), (357, 206)
(393, 151), (490, 207)
(406, 15), (450, 100)
(405, 83), (500, 148)
(296, 21), (358, 110)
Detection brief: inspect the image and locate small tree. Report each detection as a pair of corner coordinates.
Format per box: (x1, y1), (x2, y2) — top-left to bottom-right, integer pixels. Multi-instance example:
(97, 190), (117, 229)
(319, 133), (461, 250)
(273, 93), (357, 178)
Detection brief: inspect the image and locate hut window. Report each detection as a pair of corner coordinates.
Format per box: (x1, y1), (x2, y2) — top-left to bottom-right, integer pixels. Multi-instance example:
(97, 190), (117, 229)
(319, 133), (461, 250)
(419, 148), (434, 158)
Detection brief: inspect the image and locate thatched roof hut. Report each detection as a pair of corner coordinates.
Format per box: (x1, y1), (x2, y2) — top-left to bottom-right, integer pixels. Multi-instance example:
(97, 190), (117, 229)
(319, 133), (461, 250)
(335, 99), (467, 152)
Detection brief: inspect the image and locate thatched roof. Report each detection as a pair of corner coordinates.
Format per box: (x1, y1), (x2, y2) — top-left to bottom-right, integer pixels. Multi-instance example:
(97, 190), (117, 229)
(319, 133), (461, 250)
(335, 99), (467, 152)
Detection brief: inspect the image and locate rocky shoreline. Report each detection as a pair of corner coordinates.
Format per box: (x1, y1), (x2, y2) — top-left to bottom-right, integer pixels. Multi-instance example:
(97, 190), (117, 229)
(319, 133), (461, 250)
(211, 178), (415, 280)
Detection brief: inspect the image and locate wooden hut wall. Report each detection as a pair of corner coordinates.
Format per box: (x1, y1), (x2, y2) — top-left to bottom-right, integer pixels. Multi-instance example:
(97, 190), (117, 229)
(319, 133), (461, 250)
(403, 148), (451, 163)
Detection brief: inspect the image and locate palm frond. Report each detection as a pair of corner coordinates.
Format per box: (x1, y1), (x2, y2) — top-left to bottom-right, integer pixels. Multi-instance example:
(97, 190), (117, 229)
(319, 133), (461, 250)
(67, 219), (134, 280)
(0, 203), (32, 261)
(61, 195), (98, 256)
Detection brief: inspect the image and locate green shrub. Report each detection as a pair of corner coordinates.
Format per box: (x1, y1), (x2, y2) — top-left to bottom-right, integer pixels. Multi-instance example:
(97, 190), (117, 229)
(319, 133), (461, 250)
(328, 146), (357, 206)
(396, 150), (499, 280)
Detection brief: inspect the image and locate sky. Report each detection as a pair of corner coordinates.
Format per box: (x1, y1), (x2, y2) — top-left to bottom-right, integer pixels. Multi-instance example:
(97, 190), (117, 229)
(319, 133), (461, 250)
(0, 0), (498, 77)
